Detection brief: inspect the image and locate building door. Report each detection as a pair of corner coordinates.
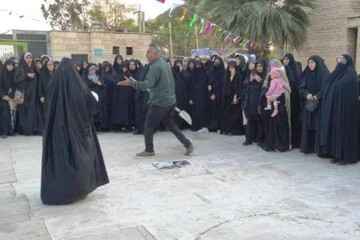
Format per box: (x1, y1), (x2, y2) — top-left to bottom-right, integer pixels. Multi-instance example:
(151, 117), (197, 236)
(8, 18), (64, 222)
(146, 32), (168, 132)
(71, 54), (88, 63)
(347, 28), (358, 66)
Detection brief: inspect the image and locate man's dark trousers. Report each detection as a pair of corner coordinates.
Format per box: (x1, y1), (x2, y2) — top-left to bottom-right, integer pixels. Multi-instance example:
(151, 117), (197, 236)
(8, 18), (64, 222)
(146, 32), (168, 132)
(144, 104), (191, 152)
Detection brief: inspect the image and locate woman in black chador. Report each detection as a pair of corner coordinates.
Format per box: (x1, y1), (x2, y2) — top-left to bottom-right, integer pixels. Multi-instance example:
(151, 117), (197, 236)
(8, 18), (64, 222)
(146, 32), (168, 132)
(38, 59), (55, 133)
(318, 54), (359, 165)
(113, 54), (124, 75)
(207, 56), (225, 132)
(101, 61), (116, 130)
(258, 60), (290, 152)
(0, 59), (16, 137)
(83, 64), (108, 130)
(79, 60), (88, 77)
(299, 55), (330, 154)
(172, 59), (189, 129)
(41, 58), (109, 205)
(243, 60), (266, 145)
(221, 61), (244, 136)
(111, 62), (136, 131)
(134, 64), (150, 135)
(283, 53), (302, 149)
(189, 60), (208, 131)
(15, 52), (39, 136)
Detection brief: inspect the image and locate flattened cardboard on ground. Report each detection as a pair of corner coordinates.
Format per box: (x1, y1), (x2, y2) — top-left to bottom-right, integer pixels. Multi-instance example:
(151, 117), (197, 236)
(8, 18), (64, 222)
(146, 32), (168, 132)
(153, 160), (191, 170)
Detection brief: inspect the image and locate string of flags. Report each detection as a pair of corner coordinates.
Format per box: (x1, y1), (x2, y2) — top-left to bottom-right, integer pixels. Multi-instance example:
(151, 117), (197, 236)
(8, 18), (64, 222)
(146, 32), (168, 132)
(156, 0), (268, 51)
(0, 8), (43, 23)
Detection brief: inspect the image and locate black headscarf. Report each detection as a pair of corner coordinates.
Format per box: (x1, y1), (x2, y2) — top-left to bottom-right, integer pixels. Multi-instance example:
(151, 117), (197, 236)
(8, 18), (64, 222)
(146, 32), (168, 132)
(283, 53), (301, 84)
(127, 60), (140, 80)
(134, 59), (143, 72)
(0, 59), (16, 98)
(172, 59), (182, 74)
(208, 56), (226, 95)
(188, 59), (196, 69)
(222, 61), (242, 97)
(79, 60), (88, 76)
(326, 54), (355, 85)
(254, 60), (267, 82)
(113, 55), (124, 74)
(103, 61), (114, 75)
(301, 55), (330, 95)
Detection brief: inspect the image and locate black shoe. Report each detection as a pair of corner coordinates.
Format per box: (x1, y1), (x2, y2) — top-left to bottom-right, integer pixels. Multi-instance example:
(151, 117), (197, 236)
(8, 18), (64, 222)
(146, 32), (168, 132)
(120, 128), (132, 133)
(330, 159), (339, 164)
(261, 144), (271, 152)
(243, 142), (252, 146)
(318, 153), (332, 159)
(337, 161), (348, 166)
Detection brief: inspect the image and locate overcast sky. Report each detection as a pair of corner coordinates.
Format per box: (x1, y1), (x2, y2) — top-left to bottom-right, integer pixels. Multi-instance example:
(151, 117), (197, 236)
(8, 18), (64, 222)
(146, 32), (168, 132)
(0, 0), (173, 33)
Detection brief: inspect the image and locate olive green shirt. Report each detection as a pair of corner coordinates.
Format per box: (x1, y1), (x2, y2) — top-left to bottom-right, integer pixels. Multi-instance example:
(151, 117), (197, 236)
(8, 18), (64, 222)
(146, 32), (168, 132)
(130, 58), (176, 107)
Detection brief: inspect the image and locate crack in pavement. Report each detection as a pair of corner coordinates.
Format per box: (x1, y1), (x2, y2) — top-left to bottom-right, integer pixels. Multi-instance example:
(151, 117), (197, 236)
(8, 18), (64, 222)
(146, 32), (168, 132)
(193, 220), (231, 240)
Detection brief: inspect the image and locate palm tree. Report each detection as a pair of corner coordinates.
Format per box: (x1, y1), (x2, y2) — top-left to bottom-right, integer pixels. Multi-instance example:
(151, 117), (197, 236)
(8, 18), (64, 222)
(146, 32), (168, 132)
(192, 0), (316, 51)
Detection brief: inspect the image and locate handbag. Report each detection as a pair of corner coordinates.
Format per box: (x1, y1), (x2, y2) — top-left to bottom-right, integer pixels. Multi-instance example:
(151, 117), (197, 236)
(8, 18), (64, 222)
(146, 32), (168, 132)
(14, 89), (24, 105)
(14, 67), (26, 105)
(305, 99), (319, 112)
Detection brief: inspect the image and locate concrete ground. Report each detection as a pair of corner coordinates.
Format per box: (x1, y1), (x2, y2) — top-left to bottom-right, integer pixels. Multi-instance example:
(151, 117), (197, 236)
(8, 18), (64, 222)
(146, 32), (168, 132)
(0, 131), (360, 240)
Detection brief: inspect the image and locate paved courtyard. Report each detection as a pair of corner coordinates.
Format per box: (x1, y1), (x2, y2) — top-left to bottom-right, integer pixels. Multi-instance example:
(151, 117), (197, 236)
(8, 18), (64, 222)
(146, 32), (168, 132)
(0, 131), (360, 240)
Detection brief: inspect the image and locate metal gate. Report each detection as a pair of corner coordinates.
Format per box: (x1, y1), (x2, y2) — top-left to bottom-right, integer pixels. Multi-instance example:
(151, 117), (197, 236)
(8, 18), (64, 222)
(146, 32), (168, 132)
(0, 40), (28, 62)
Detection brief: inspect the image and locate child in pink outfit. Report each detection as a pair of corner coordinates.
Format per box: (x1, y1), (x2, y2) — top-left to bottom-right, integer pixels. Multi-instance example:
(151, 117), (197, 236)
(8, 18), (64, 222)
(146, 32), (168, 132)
(265, 67), (291, 117)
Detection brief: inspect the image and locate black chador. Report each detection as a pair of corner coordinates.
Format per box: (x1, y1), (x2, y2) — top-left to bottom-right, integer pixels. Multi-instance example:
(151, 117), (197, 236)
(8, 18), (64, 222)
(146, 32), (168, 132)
(299, 55), (329, 154)
(38, 59), (54, 133)
(111, 64), (136, 130)
(83, 64), (108, 130)
(318, 54), (359, 164)
(172, 59), (190, 129)
(41, 58), (109, 205)
(189, 61), (208, 131)
(15, 52), (39, 136)
(221, 61), (244, 135)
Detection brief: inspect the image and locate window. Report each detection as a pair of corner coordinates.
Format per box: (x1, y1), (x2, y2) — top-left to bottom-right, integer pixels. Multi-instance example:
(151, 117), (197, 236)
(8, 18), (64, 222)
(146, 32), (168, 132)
(126, 47), (133, 55)
(112, 46), (120, 55)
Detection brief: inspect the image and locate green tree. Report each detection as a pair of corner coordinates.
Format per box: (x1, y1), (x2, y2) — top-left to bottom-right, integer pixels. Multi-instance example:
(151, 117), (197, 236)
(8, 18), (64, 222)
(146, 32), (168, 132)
(193, 0), (316, 51)
(88, 0), (137, 31)
(146, 7), (239, 57)
(41, 0), (90, 31)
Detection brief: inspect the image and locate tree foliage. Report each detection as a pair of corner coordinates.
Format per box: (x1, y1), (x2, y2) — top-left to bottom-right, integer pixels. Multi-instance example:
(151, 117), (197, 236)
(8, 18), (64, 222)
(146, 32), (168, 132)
(41, 0), (91, 31)
(192, 0), (316, 50)
(146, 7), (239, 57)
(88, 0), (137, 31)
(41, 0), (137, 31)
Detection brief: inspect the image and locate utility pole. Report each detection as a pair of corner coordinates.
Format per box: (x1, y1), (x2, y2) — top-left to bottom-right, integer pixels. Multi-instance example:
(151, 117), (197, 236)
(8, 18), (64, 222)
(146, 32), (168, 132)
(135, 5), (145, 33)
(195, 24), (199, 49)
(169, 22), (174, 61)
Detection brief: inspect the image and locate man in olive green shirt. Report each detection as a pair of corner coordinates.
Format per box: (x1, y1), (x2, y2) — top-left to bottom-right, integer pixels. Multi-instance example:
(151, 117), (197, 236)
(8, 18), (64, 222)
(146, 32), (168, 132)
(120, 44), (193, 157)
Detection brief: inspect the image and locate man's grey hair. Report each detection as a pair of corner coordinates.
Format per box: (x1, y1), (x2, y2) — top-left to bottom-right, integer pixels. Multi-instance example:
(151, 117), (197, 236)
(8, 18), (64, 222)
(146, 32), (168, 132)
(148, 44), (160, 54)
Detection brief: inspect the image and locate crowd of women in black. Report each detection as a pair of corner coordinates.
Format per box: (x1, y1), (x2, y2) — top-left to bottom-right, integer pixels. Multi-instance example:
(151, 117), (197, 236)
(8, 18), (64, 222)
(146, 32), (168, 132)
(0, 51), (359, 165)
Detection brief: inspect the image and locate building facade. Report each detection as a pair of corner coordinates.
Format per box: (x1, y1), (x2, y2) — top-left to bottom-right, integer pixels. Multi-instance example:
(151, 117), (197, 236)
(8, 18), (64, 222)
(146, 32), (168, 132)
(49, 31), (152, 64)
(295, 0), (360, 71)
(0, 30), (152, 64)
